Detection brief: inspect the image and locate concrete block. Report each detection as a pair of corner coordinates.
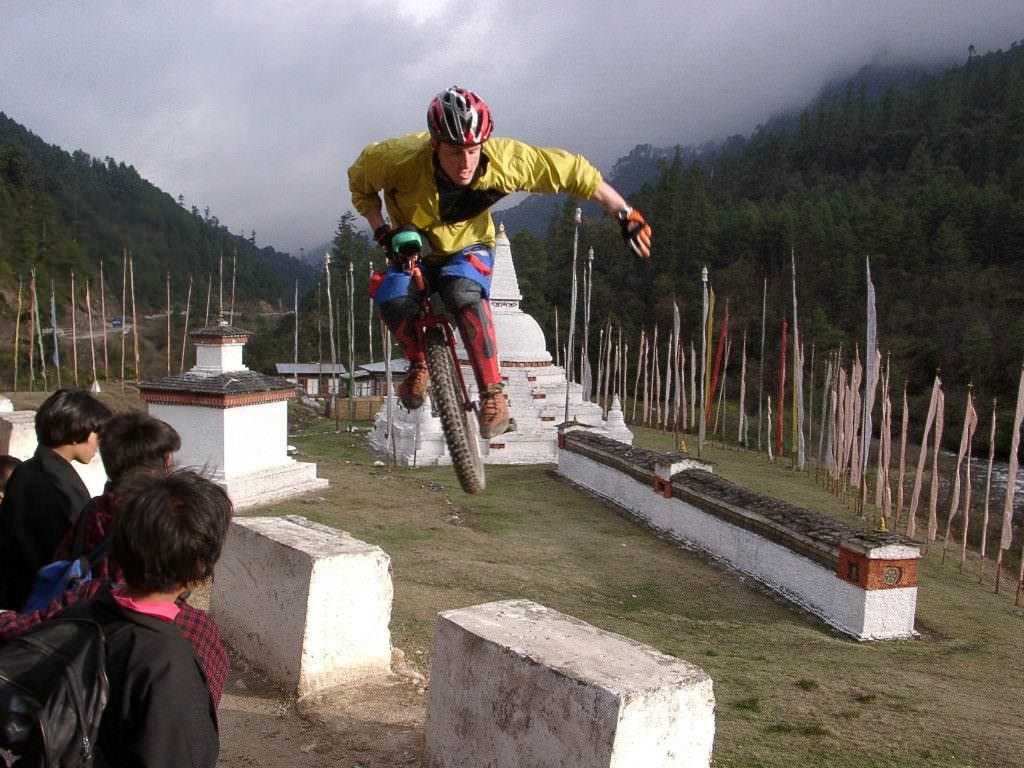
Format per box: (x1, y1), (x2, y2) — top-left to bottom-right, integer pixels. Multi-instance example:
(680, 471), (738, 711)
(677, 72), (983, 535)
(424, 599), (715, 768)
(210, 515), (392, 697)
(0, 411), (37, 460)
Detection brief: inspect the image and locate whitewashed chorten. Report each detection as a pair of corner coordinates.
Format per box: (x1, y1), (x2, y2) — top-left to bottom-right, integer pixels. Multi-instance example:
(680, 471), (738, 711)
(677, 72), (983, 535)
(140, 322), (327, 508)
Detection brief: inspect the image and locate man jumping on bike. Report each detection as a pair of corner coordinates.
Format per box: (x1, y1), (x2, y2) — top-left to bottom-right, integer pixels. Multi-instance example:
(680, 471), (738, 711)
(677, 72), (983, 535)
(348, 86), (652, 439)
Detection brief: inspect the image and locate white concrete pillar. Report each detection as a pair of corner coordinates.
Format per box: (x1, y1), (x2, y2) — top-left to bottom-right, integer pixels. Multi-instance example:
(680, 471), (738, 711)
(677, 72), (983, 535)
(0, 411), (37, 460)
(424, 599), (715, 768)
(210, 515), (392, 697)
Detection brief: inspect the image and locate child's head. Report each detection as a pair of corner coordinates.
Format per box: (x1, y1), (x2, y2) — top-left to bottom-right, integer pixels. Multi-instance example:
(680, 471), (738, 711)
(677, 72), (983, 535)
(111, 470), (233, 594)
(35, 389), (111, 451)
(0, 455), (21, 496)
(99, 411), (181, 484)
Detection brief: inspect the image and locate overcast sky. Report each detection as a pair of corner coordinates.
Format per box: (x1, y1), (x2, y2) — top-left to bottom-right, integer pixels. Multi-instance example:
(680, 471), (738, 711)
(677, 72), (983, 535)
(2, 1), (1022, 256)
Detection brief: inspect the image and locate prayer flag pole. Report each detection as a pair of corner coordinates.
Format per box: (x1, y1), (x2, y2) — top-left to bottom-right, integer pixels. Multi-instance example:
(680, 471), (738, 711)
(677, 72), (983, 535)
(180, 276), (193, 373)
(86, 279), (98, 388)
(757, 277), (767, 454)
(54, 279), (65, 388)
(997, 364), (1024, 593)
(738, 329), (748, 446)
(907, 375), (941, 539)
(99, 258), (109, 382)
(166, 272), (172, 375)
(129, 252), (141, 384)
(348, 261), (356, 430)
(698, 266), (709, 455)
(13, 276), (22, 391)
(120, 250), (127, 389)
(943, 386), (976, 563)
(631, 328), (644, 423)
(204, 273), (213, 327)
(564, 208), (582, 424)
(324, 253), (339, 430)
(776, 317), (787, 458)
(979, 399), (997, 582)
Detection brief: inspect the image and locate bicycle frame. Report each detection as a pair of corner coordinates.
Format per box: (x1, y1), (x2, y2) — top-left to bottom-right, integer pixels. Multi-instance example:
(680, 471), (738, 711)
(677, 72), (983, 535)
(405, 256), (478, 419)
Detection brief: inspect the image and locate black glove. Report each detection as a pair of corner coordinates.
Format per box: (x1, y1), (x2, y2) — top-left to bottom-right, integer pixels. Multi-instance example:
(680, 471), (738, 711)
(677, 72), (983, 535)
(372, 224), (392, 249)
(618, 207), (652, 259)
(374, 225), (405, 267)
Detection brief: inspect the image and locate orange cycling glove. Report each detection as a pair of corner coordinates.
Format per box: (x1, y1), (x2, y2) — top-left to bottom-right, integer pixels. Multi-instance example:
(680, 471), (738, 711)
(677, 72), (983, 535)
(618, 207), (652, 259)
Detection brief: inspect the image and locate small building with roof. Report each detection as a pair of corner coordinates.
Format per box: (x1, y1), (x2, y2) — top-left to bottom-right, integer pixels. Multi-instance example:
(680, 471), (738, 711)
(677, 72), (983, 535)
(275, 362), (366, 397)
(141, 322), (327, 509)
(275, 361), (410, 398)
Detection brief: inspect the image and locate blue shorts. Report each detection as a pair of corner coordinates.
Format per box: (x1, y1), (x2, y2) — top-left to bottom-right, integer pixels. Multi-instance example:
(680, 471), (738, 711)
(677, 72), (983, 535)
(373, 244), (495, 307)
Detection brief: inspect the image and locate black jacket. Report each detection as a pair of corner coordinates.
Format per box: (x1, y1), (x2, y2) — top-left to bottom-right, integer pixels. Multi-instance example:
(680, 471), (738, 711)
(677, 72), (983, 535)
(0, 446), (92, 610)
(61, 590), (219, 768)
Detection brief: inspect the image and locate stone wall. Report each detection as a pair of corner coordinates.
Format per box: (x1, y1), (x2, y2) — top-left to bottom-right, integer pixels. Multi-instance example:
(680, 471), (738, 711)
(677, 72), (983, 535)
(558, 429), (920, 641)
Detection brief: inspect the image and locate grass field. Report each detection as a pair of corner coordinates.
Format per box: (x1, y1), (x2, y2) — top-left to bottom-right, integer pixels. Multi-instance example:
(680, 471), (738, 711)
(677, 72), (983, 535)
(247, 416), (1024, 768)
(6, 389), (1019, 766)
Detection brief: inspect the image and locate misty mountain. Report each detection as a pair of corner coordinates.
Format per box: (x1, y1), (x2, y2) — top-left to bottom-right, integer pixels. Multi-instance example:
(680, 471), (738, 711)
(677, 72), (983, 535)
(513, 39), (1024, 456)
(292, 241), (333, 268)
(500, 58), (946, 238)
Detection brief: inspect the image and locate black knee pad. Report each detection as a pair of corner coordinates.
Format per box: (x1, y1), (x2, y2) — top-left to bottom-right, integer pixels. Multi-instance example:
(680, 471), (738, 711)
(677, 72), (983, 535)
(439, 277), (484, 314)
(378, 296), (419, 331)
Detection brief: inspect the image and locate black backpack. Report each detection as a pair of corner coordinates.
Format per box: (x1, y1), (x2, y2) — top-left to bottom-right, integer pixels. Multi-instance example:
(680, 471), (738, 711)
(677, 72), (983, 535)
(0, 617), (110, 767)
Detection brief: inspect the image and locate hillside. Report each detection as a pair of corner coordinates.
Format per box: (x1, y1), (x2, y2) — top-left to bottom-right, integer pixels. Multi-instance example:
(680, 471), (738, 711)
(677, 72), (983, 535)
(499, 60), (944, 239)
(504, 40), (1024, 453)
(0, 111), (317, 316)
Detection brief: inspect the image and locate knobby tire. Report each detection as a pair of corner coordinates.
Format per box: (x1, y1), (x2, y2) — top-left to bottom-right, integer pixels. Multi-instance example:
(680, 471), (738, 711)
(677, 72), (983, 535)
(424, 328), (486, 494)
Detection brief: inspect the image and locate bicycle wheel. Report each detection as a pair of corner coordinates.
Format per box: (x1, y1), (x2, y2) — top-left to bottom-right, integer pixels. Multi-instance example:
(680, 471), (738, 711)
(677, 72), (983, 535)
(424, 327), (486, 494)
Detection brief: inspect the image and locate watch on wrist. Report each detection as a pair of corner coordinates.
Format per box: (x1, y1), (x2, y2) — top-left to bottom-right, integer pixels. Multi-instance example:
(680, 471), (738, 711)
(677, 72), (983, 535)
(617, 206), (633, 222)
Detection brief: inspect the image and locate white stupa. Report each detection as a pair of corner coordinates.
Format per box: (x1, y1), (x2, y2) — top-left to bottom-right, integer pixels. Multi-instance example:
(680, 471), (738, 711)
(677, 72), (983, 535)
(140, 322), (328, 508)
(368, 224), (632, 466)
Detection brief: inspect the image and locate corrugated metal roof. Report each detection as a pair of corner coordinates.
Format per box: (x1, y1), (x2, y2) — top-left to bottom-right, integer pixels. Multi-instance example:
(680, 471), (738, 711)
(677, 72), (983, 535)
(358, 359), (411, 374)
(276, 363), (350, 375)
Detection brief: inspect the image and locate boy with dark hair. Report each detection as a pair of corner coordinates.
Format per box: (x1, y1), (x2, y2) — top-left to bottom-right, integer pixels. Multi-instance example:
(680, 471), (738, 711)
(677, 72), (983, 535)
(2, 419), (228, 710)
(94, 410), (181, 483)
(32, 388), (112, 450)
(0, 389), (111, 610)
(52, 411), (182, 581)
(57, 469), (230, 767)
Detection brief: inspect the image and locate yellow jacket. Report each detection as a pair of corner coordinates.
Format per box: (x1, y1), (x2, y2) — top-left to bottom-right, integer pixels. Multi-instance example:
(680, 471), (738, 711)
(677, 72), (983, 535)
(348, 132), (603, 254)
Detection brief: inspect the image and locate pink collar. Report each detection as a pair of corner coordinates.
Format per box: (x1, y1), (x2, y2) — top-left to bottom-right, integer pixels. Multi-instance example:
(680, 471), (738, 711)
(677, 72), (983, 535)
(112, 587), (181, 622)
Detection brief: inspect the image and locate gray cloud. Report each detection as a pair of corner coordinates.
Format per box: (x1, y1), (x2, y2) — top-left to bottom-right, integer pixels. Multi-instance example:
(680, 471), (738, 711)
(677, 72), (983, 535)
(2, 0), (1021, 254)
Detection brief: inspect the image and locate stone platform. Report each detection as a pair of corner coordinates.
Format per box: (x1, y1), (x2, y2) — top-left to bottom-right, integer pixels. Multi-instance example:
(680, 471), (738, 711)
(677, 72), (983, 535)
(424, 599), (715, 768)
(210, 515), (393, 697)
